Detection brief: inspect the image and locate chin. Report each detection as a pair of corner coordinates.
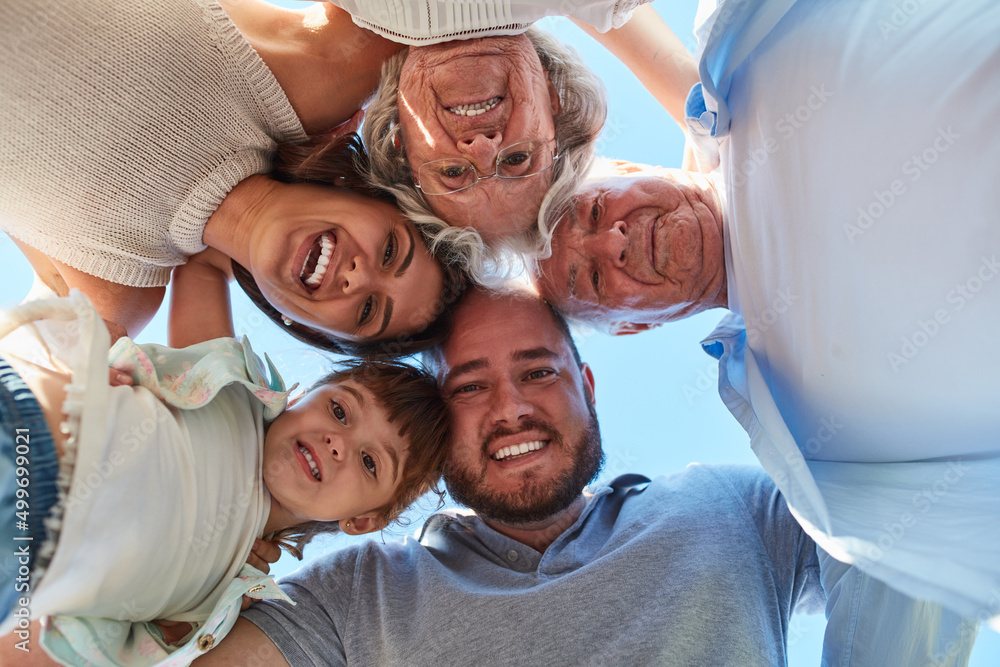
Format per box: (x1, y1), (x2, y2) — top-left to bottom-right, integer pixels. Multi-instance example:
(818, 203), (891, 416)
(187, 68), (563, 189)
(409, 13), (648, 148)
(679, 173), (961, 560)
(445, 412), (603, 524)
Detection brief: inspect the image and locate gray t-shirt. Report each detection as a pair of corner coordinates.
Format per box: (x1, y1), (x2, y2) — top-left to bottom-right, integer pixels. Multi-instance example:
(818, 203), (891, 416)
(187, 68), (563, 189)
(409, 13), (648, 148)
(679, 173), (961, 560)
(244, 465), (824, 666)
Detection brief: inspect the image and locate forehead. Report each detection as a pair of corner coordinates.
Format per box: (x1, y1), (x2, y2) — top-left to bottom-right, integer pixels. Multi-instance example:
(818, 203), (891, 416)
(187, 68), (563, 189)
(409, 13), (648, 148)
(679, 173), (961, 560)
(426, 176), (549, 241)
(441, 294), (570, 369)
(400, 35), (542, 84)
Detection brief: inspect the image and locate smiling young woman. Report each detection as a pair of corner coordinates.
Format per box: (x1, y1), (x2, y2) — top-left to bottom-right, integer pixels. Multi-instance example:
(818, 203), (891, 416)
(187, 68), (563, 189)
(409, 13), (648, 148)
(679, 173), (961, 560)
(0, 0), (466, 355)
(225, 135), (468, 357)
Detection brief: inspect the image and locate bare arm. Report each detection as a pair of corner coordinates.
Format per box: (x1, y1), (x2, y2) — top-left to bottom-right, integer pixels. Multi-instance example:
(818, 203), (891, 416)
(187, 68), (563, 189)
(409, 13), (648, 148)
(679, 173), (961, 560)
(192, 618), (290, 667)
(1, 621), (62, 666)
(168, 248), (235, 347)
(572, 4), (699, 129)
(10, 238), (158, 343)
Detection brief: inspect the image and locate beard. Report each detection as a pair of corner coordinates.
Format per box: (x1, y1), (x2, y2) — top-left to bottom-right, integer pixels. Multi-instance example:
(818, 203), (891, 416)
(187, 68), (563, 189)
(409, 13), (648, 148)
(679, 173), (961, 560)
(444, 403), (604, 525)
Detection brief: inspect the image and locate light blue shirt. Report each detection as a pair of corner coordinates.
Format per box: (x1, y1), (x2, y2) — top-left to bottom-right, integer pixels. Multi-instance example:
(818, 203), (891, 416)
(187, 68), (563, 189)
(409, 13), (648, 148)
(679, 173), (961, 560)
(690, 0), (1000, 631)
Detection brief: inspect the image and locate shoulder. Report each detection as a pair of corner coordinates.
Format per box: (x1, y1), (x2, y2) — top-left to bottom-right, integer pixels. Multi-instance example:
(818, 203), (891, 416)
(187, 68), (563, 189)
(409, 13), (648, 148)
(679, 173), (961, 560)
(610, 465), (774, 505)
(603, 466), (792, 538)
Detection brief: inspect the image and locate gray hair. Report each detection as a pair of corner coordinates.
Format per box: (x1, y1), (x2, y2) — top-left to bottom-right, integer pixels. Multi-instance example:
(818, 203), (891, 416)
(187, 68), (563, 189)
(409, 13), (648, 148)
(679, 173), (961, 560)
(363, 27), (607, 285)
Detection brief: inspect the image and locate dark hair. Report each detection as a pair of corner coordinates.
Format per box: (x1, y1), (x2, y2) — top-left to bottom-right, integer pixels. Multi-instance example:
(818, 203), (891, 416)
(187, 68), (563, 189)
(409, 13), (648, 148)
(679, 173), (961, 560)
(543, 297), (583, 367)
(270, 359), (450, 558)
(231, 133), (468, 358)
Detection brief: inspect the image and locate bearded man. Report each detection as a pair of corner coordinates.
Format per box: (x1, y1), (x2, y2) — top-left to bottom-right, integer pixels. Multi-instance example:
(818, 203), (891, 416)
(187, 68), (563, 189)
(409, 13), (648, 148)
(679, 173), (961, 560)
(196, 286), (968, 666)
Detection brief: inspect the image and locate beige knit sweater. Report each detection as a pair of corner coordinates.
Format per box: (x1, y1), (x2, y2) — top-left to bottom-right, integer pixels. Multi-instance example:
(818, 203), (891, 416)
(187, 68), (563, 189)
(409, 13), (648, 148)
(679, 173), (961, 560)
(0, 0), (307, 287)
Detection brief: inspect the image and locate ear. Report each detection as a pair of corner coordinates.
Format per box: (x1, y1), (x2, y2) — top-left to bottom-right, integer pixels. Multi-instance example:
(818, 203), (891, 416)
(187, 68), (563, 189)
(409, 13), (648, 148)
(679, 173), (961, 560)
(609, 321), (661, 336)
(339, 514), (384, 536)
(580, 362), (596, 406)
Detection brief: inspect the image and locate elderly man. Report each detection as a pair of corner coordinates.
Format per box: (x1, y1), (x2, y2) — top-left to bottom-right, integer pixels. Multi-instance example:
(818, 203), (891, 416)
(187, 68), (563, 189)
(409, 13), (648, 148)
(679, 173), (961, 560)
(535, 0), (1000, 631)
(195, 286), (970, 666)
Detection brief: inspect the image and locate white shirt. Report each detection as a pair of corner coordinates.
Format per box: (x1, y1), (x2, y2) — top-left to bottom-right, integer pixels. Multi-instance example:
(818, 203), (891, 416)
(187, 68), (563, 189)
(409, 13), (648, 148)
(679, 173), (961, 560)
(692, 0), (1000, 628)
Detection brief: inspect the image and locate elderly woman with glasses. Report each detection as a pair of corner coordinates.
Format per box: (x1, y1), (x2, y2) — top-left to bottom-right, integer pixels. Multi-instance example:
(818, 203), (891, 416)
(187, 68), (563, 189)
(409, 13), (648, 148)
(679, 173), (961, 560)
(299, 3), (698, 284)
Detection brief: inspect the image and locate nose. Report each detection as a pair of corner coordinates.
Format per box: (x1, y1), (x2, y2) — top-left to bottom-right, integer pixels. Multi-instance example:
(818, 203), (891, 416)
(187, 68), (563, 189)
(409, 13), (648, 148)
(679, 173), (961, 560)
(584, 219), (628, 267)
(489, 378), (534, 425)
(338, 254), (371, 294)
(457, 131), (503, 168)
(323, 433), (348, 461)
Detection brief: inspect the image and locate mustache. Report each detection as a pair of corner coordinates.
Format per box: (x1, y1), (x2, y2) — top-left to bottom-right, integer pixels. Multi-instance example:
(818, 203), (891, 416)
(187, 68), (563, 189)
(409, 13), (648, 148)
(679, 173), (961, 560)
(482, 418), (563, 455)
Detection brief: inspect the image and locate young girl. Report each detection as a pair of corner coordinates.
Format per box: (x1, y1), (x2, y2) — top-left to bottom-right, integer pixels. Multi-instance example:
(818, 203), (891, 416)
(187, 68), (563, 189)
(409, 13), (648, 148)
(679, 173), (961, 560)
(0, 292), (449, 666)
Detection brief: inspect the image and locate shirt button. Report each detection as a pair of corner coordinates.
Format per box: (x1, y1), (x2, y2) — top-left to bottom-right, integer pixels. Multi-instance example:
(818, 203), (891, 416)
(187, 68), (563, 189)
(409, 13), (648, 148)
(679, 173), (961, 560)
(506, 549), (519, 562)
(197, 634), (216, 652)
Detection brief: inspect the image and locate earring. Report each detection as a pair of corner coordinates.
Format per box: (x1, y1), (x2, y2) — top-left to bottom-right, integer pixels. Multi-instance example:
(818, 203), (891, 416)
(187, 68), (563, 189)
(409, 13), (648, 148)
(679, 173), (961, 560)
(345, 521), (351, 528)
(281, 316), (293, 326)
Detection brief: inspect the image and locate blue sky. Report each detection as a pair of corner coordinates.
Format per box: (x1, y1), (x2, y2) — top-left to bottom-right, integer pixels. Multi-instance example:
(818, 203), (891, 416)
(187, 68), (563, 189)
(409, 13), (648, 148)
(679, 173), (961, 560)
(1, 0), (995, 662)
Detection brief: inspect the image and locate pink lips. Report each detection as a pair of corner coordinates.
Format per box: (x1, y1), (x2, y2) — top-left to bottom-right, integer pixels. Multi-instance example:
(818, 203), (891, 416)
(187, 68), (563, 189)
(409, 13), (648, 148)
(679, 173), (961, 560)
(295, 231), (338, 294)
(294, 441), (322, 483)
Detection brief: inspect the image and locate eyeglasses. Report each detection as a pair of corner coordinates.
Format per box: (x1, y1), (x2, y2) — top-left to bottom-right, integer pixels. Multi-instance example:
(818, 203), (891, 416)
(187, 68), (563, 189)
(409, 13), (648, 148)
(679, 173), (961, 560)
(415, 139), (559, 196)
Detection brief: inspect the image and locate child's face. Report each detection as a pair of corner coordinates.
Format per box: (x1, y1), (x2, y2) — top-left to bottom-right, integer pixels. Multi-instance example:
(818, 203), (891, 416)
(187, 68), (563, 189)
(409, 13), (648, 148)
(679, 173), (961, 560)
(263, 380), (407, 528)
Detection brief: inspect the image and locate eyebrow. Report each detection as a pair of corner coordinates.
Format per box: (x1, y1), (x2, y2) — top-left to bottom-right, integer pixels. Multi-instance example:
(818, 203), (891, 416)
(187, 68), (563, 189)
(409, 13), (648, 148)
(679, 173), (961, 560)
(395, 225), (415, 278)
(445, 347), (559, 385)
(384, 442), (400, 484)
(341, 384), (365, 407)
(445, 358), (488, 383)
(567, 264), (579, 299)
(369, 297), (395, 340)
(366, 227), (414, 339)
(513, 347), (560, 363)
(564, 196), (583, 298)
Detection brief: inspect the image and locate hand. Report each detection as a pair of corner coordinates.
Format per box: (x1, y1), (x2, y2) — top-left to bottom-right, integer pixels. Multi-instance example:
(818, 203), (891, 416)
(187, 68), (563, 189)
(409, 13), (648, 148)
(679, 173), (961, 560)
(109, 368), (133, 387)
(605, 159), (647, 175)
(153, 619), (193, 646)
(322, 108), (364, 140)
(241, 539), (281, 611)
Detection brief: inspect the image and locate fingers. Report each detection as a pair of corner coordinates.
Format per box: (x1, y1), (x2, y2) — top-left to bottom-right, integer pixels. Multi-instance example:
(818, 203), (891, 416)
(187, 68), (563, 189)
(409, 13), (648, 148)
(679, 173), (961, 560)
(108, 368), (133, 386)
(246, 539), (281, 574)
(243, 540), (282, 610)
(325, 108), (364, 139)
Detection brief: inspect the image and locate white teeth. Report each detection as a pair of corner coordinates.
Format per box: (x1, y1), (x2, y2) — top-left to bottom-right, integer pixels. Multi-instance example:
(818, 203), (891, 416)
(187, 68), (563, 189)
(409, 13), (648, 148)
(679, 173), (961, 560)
(447, 96), (502, 116)
(301, 233), (334, 287)
(298, 444), (321, 480)
(492, 440), (546, 461)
